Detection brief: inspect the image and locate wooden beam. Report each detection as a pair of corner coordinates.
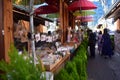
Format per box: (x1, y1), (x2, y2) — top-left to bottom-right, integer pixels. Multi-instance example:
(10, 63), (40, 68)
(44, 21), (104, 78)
(63, 2), (69, 42)
(60, 0), (64, 43)
(60, 0), (69, 43)
(3, 0), (13, 61)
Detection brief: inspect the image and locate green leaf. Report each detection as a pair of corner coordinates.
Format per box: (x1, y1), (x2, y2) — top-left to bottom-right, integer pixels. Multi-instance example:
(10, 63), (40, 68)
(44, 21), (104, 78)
(0, 45), (45, 80)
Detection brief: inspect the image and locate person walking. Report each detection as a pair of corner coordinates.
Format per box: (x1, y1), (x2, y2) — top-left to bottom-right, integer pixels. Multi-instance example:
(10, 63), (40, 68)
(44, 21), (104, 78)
(101, 28), (114, 58)
(98, 31), (102, 54)
(88, 30), (96, 58)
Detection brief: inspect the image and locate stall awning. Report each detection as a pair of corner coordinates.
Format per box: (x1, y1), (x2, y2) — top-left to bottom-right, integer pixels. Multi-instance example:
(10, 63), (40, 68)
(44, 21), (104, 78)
(103, 0), (120, 19)
(68, 0), (97, 11)
(75, 16), (93, 22)
(13, 4), (53, 26)
(34, 5), (59, 15)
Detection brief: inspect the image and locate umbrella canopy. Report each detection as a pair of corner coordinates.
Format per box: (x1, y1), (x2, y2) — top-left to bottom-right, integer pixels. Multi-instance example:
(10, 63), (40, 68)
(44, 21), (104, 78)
(76, 16), (94, 22)
(68, 0), (97, 11)
(46, 13), (59, 18)
(73, 10), (96, 16)
(34, 5), (59, 15)
(76, 16), (93, 20)
(81, 18), (93, 22)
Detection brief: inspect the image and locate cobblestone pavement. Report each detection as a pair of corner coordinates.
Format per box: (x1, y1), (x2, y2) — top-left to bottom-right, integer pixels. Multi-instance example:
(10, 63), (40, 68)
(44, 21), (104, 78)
(87, 49), (120, 80)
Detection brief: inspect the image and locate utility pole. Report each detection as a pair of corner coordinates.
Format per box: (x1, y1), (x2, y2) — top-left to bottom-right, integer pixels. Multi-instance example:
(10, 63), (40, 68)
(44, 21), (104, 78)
(29, 0), (36, 65)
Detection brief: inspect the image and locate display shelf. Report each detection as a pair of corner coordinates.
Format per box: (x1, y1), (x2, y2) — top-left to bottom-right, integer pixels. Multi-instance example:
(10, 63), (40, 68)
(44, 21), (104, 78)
(43, 53), (70, 74)
(50, 53), (70, 73)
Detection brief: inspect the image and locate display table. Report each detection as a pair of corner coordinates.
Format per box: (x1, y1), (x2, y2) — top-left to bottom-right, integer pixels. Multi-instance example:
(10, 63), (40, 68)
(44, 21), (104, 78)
(42, 42), (80, 73)
(62, 42), (81, 59)
(43, 53), (70, 74)
(50, 53), (70, 73)
(36, 41), (80, 74)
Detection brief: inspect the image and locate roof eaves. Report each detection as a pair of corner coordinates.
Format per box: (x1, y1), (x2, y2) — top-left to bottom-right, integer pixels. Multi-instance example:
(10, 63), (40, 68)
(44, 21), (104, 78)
(13, 4), (53, 22)
(103, 0), (120, 19)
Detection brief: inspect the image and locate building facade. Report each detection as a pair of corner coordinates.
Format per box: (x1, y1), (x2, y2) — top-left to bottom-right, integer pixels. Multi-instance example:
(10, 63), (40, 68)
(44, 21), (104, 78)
(103, 0), (120, 53)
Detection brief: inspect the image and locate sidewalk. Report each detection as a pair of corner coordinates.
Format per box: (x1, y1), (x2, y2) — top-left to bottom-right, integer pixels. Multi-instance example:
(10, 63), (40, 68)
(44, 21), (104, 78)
(87, 48), (120, 80)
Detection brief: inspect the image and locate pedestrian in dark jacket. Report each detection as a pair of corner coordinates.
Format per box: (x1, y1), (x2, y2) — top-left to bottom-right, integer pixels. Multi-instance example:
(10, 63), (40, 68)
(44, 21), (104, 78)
(101, 28), (114, 58)
(88, 30), (96, 58)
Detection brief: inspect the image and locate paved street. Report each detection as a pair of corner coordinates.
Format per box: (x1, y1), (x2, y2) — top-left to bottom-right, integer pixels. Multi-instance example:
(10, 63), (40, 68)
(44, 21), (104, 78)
(87, 49), (120, 80)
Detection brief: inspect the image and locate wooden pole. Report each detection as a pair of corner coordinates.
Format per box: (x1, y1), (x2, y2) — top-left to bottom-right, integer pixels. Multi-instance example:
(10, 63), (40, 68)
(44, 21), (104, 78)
(0, 0), (13, 61)
(60, 0), (64, 43)
(60, 0), (69, 43)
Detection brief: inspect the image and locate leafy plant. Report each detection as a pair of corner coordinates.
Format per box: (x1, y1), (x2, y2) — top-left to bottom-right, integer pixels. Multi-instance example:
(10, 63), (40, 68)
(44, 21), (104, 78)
(73, 56), (82, 75)
(0, 45), (45, 80)
(65, 61), (79, 80)
(54, 69), (74, 80)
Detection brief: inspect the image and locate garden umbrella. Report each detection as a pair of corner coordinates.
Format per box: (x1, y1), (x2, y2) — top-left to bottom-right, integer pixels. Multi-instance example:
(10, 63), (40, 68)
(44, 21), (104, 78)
(76, 16), (93, 19)
(34, 5), (59, 15)
(81, 18), (93, 22)
(76, 16), (94, 22)
(68, 0), (97, 11)
(46, 13), (59, 18)
(73, 10), (96, 16)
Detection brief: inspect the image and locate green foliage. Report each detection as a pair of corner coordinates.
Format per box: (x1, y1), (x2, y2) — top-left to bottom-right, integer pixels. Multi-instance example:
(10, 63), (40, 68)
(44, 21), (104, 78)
(77, 46), (87, 63)
(46, 13), (59, 18)
(82, 39), (88, 49)
(73, 56), (82, 75)
(79, 62), (87, 80)
(70, 71), (79, 80)
(54, 69), (74, 80)
(65, 61), (74, 73)
(0, 45), (45, 80)
(65, 61), (79, 80)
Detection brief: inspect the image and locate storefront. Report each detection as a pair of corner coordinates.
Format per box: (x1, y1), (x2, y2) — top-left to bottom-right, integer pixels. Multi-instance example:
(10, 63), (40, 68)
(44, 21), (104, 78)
(0, 0), (76, 59)
(0, 1), (89, 80)
(12, 1), (84, 74)
(104, 0), (120, 53)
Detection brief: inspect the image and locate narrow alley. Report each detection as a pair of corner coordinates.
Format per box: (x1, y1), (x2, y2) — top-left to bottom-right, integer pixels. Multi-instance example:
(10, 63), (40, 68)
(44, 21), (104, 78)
(87, 50), (120, 80)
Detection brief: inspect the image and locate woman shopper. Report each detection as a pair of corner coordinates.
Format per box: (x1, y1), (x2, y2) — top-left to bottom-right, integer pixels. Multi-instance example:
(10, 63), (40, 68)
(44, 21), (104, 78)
(98, 31), (102, 54)
(101, 28), (114, 58)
